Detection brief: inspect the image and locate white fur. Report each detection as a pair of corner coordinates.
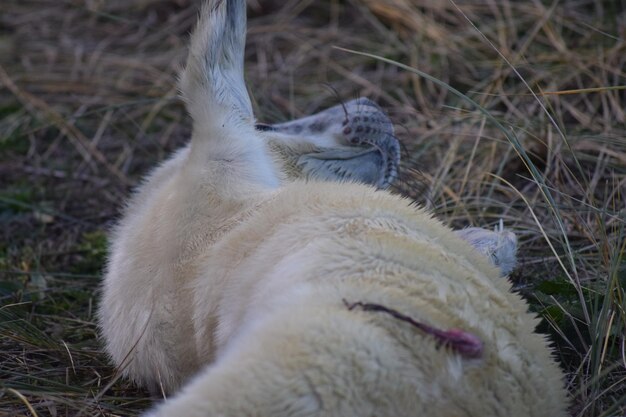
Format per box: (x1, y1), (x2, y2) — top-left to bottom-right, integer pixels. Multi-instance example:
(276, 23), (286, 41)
(99, 1), (567, 415)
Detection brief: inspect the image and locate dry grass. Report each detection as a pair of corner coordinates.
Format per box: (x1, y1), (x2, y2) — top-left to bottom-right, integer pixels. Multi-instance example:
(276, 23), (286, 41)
(1, 0), (625, 415)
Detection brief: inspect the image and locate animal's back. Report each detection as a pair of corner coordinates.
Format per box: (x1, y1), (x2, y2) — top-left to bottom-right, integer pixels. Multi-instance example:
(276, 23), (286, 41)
(183, 181), (567, 417)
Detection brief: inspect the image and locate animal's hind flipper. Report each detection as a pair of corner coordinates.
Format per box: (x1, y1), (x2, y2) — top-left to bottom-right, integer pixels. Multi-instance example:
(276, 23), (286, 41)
(180, 0), (279, 190)
(180, 0), (253, 127)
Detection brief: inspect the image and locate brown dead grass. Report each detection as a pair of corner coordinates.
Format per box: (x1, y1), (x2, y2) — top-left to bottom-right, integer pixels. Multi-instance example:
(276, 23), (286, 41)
(1, 0), (625, 415)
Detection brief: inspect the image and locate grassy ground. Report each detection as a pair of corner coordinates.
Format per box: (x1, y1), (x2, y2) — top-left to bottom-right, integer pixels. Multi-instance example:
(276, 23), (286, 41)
(1, 0), (625, 415)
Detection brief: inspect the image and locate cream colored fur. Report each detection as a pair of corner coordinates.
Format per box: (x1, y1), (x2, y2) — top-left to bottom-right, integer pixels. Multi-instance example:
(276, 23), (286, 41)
(99, 1), (568, 415)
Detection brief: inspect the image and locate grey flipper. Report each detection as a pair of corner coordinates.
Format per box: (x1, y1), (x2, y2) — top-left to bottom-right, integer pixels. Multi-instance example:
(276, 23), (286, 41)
(455, 222), (518, 277)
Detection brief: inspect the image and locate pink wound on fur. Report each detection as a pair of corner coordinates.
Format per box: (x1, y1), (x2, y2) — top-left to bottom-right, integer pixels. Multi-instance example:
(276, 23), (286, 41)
(431, 328), (483, 359)
(344, 300), (484, 359)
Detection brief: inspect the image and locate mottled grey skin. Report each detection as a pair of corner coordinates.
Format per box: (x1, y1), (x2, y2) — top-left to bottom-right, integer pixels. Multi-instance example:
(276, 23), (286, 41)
(259, 98), (400, 189)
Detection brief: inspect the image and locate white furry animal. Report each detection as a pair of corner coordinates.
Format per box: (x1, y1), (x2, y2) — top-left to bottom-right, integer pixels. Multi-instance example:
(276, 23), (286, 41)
(99, 1), (567, 415)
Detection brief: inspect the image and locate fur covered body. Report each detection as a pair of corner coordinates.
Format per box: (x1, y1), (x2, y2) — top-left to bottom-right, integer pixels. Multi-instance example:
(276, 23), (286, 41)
(99, 1), (567, 415)
(104, 173), (567, 416)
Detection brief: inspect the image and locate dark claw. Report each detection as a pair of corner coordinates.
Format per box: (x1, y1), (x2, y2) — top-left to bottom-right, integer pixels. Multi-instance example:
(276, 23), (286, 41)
(255, 123), (276, 132)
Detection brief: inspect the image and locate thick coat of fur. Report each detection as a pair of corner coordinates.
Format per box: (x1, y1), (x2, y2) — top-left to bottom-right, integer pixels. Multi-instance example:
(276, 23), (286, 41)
(99, 1), (567, 415)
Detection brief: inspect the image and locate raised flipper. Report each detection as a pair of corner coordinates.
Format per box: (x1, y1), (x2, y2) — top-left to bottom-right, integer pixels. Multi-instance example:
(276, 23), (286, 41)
(180, 0), (279, 190)
(180, 0), (251, 124)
